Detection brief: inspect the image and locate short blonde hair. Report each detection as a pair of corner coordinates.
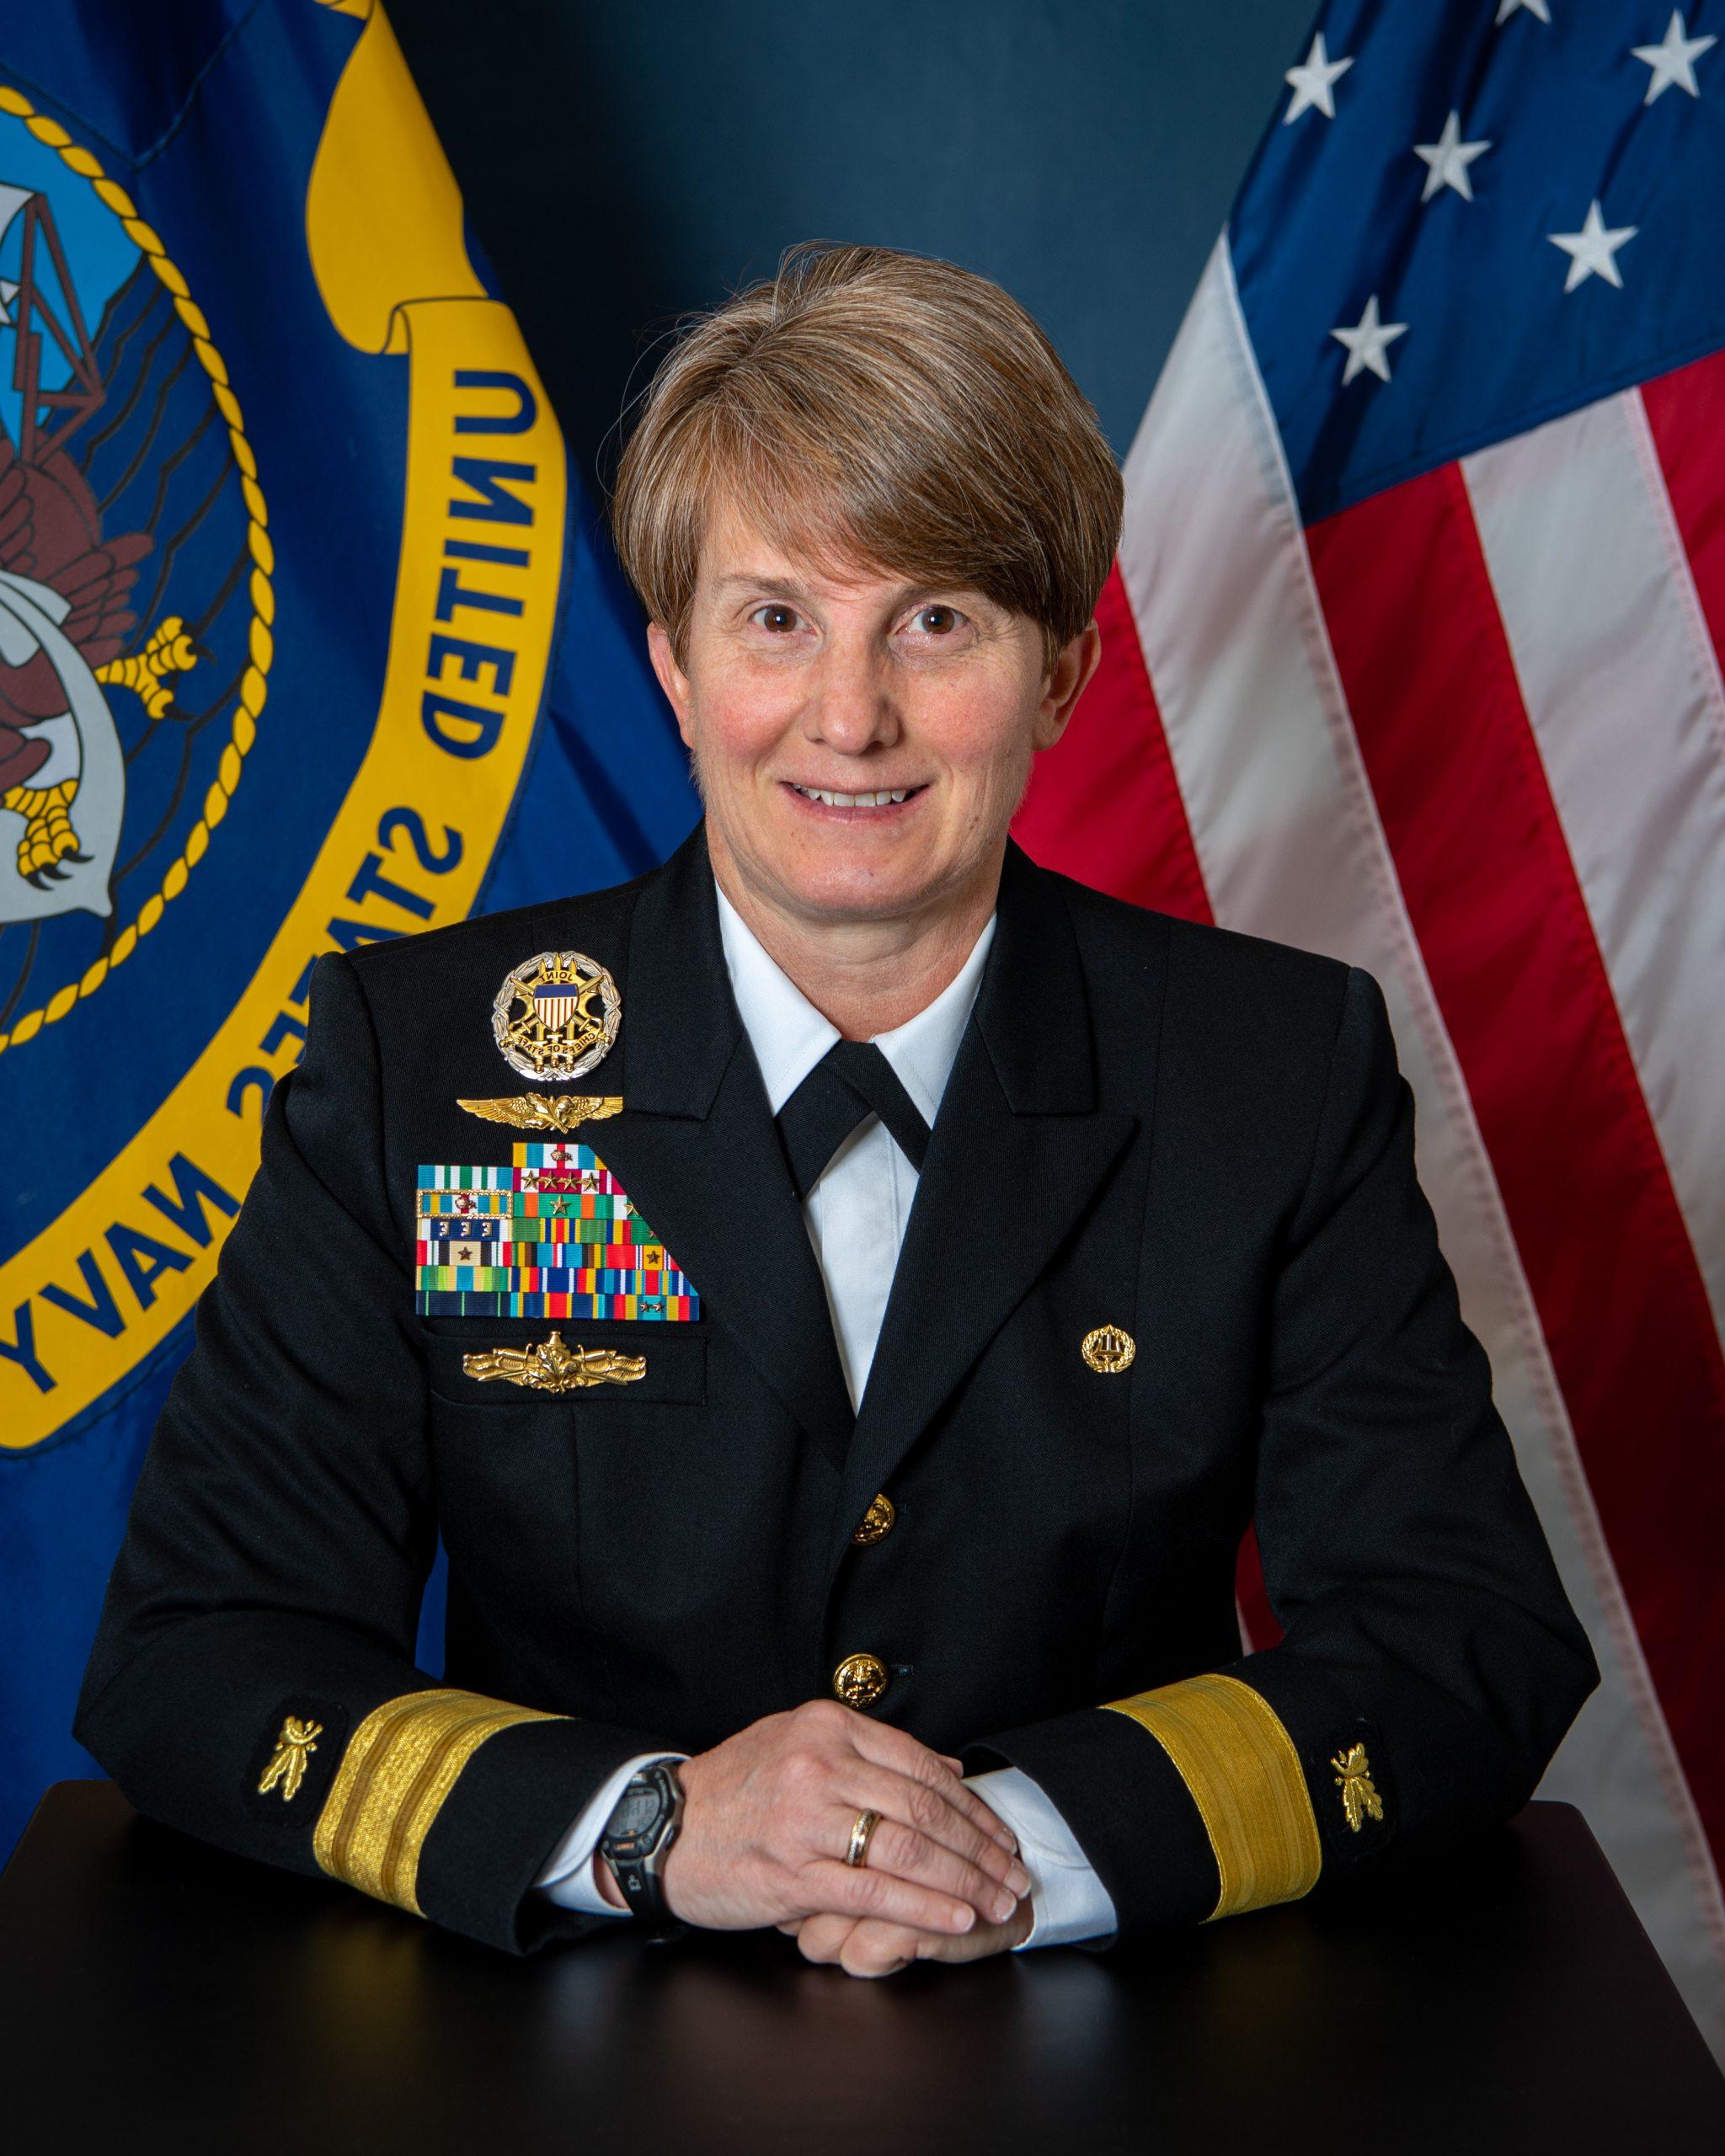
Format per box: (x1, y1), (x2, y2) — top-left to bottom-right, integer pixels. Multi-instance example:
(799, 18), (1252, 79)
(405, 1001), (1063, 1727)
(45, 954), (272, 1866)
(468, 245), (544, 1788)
(608, 241), (1123, 675)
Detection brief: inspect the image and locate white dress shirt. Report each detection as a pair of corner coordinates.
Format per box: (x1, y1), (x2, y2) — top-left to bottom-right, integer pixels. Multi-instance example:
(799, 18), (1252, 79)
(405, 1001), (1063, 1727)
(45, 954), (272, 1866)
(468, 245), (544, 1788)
(533, 873), (1118, 1950)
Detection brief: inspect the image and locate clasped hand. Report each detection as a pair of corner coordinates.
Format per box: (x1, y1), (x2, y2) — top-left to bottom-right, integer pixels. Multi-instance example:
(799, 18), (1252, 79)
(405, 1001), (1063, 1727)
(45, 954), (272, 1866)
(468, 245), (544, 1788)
(601, 1699), (1034, 1976)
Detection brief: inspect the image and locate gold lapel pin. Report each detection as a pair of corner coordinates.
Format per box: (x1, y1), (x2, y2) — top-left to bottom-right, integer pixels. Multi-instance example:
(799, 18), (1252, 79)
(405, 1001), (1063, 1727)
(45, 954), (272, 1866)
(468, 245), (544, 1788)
(1081, 1324), (1136, 1374)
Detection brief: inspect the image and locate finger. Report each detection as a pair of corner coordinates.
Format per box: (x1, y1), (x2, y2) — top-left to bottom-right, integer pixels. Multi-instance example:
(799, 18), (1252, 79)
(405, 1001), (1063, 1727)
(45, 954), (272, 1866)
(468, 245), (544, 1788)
(844, 1806), (1026, 1925)
(822, 1907), (1028, 1975)
(839, 1920), (917, 1978)
(936, 1750), (1006, 1828)
(842, 1719), (1018, 1852)
(848, 1760), (1024, 1880)
(792, 1910), (921, 1979)
(853, 1913), (1006, 1969)
(839, 1762), (1029, 1901)
(801, 1854), (991, 1936)
(794, 1912), (857, 1965)
(894, 1890), (1034, 1965)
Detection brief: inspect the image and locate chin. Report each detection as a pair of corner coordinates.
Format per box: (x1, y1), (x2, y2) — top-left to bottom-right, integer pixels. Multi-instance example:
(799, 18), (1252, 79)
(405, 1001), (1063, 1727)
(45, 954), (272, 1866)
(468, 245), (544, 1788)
(778, 856), (940, 921)
(790, 875), (925, 921)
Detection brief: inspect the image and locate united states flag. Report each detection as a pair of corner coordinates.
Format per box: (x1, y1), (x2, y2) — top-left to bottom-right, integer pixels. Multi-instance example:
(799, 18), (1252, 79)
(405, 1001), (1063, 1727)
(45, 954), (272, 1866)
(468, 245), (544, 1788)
(1013, 0), (1725, 2052)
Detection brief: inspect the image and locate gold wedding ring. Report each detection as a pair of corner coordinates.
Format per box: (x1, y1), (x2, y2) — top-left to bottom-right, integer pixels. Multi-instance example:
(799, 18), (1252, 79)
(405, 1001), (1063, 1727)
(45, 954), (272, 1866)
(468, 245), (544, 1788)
(845, 1807), (881, 1868)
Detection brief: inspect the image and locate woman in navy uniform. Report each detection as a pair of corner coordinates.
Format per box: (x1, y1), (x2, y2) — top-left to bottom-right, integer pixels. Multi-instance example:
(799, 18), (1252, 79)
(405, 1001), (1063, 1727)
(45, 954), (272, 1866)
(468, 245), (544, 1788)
(76, 243), (1597, 1977)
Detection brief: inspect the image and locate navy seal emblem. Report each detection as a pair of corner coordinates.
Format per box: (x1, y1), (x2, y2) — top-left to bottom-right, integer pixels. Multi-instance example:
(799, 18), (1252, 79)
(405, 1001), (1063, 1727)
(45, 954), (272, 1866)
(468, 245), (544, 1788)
(491, 949), (621, 1082)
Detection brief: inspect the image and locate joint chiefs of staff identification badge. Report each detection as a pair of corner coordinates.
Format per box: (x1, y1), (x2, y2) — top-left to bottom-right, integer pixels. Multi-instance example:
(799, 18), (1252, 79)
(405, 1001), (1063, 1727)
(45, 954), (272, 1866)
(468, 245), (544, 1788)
(492, 951), (622, 1083)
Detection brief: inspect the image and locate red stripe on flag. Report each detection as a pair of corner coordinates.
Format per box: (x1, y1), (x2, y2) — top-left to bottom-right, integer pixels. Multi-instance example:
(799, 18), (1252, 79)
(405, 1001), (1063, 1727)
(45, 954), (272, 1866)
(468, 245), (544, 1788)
(1306, 463), (1725, 1863)
(1233, 1524), (1279, 1653)
(1642, 351), (1725, 685)
(1011, 564), (1212, 925)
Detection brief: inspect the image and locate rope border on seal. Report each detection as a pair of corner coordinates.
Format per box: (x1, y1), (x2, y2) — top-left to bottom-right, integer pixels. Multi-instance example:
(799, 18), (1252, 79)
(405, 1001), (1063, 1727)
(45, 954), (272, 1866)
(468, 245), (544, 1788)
(0, 85), (271, 1056)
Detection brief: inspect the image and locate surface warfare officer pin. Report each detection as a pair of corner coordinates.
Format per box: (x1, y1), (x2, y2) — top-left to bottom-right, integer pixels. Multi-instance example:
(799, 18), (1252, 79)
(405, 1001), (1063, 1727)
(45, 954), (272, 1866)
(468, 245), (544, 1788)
(457, 949), (625, 1130)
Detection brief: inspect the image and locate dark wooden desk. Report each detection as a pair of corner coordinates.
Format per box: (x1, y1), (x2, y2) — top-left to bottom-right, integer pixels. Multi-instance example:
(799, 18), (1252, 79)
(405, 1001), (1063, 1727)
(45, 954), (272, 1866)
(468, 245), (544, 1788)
(3, 1785), (1720, 2153)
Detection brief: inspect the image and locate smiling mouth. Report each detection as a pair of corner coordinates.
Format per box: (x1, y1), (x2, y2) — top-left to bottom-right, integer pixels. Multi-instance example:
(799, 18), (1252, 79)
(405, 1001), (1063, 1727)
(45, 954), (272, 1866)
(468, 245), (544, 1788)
(783, 782), (928, 808)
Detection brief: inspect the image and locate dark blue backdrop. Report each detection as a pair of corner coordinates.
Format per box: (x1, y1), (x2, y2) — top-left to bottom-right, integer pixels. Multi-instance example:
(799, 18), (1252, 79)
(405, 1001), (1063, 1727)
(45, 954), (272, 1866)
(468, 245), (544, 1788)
(391, 0), (1319, 488)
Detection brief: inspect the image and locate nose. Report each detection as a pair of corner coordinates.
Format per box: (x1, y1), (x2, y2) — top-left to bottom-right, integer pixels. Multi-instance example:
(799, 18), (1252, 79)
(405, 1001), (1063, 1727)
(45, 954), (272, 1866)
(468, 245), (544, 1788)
(801, 637), (901, 755)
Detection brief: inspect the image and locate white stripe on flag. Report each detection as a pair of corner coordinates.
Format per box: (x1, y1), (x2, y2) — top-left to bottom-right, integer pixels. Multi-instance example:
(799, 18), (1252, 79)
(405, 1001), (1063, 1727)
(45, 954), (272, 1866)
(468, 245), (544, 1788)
(1464, 392), (1725, 1351)
(1117, 235), (1725, 2050)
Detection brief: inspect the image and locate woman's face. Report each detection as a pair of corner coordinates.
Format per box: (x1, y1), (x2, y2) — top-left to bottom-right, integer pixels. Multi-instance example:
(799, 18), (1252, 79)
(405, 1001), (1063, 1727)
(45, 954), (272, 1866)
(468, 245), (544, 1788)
(645, 498), (1100, 931)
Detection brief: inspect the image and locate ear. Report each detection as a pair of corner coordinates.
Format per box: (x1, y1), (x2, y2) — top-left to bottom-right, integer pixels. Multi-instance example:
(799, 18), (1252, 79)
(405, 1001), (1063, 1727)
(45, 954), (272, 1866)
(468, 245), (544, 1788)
(646, 620), (695, 745)
(1033, 618), (1103, 752)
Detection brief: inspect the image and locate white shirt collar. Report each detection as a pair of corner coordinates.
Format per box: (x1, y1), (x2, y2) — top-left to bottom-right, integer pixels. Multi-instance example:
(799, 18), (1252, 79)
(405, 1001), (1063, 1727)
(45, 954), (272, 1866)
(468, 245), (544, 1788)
(712, 873), (998, 1123)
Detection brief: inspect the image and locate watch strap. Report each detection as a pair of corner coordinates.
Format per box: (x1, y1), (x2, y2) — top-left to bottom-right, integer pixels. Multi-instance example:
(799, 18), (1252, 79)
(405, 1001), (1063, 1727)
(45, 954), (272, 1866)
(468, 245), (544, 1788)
(599, 1758), (686, 1940)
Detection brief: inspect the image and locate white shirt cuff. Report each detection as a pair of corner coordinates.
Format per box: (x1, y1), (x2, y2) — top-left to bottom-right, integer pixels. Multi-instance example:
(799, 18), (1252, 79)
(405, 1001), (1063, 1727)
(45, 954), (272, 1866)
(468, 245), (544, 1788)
(964, 1764), (1119, 1950)
(532, 1752), (690, 1917)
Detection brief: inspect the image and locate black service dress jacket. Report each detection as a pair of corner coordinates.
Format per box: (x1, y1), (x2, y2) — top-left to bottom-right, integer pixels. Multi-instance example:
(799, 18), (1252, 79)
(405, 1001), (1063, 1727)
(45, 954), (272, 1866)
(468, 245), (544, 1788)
(75, 818), (1599, 1953)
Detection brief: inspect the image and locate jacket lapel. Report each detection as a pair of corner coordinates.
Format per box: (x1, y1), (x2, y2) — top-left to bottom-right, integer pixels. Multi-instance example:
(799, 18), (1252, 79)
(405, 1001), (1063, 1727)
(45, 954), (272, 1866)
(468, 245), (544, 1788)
(822, 840), (1138, 1574)
(590, 822), (857, 1476)
(589, 825), (1140, 1518)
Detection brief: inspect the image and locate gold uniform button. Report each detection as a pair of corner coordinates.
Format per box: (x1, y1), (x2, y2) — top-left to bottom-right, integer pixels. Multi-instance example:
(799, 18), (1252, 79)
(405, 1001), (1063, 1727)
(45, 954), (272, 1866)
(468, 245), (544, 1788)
(852, 1493), (896, 1545)
(832, 1652), (890, 1709)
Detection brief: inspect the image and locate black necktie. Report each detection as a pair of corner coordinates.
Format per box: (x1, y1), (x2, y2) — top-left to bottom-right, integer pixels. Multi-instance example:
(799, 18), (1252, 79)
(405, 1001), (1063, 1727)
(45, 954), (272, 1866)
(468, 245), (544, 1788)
(775, 1040), (932, 1199)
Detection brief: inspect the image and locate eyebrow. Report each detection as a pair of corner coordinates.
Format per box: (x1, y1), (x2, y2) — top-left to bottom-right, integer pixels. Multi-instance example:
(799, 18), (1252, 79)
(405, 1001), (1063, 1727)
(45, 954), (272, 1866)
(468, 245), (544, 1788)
(708, 570), (964, 606)
(710, 573), (811, 599)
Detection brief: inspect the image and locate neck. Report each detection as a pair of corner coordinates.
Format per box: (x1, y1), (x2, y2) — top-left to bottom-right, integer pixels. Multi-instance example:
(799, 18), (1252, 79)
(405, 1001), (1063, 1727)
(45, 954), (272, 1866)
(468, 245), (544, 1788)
(706, 822), (1001, 1040)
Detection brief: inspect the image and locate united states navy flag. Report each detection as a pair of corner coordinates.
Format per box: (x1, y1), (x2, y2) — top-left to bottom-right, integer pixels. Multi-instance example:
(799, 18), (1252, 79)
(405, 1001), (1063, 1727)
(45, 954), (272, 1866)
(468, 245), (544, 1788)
(0, 0), (697, 1858)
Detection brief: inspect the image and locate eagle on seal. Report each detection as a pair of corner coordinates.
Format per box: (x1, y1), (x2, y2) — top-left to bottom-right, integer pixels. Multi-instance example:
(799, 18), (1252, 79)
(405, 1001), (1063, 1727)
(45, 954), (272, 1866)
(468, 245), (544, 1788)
(0, 435), (199, 912)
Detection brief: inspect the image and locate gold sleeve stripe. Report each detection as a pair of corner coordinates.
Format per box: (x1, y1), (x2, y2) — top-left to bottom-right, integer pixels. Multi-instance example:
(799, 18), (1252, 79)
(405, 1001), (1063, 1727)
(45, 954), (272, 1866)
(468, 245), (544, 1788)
(1102, 1672), (1323, 1921)
(312, 1687), (566, 1916)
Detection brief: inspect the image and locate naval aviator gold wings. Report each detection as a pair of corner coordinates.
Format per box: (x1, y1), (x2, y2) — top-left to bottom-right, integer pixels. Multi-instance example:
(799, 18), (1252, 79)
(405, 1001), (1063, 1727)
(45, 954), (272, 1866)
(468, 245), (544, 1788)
(457, 1095), (623, 1134)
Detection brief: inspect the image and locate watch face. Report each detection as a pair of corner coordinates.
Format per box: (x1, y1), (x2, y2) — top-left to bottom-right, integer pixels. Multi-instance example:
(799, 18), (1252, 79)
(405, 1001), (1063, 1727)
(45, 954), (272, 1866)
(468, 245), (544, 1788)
(611, 1785), (662, 1839)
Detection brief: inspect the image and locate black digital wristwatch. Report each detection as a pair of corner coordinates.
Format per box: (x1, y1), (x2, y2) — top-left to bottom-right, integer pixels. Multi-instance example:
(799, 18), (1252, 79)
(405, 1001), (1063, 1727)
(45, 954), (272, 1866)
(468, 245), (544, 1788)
(596, 1758), (687, 1940)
